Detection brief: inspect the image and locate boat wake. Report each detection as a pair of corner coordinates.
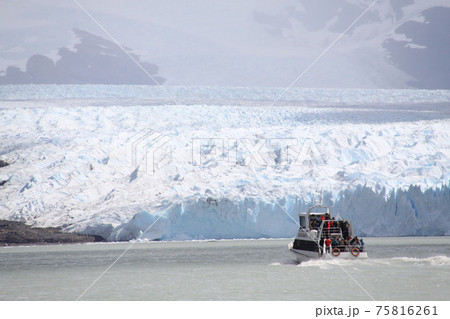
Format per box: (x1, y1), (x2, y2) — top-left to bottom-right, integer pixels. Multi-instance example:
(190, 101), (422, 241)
(293, 255), (450, 268)
(390, 255), (450, 266)
(269, 259), (299, 266)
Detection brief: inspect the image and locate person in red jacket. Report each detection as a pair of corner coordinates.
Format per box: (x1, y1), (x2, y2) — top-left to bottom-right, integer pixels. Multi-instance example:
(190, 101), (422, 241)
(325, 237), (331, 254)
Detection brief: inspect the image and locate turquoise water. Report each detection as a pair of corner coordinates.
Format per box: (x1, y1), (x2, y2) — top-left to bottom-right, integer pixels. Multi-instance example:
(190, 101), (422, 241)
(0, 237), (449, 300)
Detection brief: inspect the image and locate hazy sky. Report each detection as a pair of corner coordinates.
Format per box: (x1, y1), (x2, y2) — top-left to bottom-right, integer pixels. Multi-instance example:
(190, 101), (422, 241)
(0, 0), (449, 88)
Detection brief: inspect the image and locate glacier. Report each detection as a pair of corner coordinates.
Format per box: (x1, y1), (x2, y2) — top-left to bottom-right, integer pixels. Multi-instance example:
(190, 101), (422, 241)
(0, 85), (449, 241)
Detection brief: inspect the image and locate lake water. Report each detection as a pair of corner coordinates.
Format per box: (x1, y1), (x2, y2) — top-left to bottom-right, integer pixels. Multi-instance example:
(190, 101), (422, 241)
(0, 237), (449, 300)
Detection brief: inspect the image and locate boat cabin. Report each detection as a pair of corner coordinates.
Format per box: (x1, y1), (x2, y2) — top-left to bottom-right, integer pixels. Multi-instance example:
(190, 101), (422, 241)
(296, 205), (354, 244)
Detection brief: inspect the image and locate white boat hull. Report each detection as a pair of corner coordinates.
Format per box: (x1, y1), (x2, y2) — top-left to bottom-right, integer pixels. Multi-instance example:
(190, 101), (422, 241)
(289, 248), (320, 263)
(289, 242), (368, 263)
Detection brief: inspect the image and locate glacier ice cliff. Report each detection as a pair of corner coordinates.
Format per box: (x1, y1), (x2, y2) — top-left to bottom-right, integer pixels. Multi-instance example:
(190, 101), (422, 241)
(1, 86), (449, 240)
(105, 185), (450, 241)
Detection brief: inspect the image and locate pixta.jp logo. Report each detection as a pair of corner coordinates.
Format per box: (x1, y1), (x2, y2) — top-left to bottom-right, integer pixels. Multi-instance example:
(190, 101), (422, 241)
(127, 129), (171, 175)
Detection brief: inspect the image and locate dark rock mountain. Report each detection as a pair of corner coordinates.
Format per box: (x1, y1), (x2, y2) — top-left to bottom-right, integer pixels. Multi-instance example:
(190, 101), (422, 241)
(253, 0), (450, 89)
(384, 7), (450, 89)
(0, 28), (165, 85)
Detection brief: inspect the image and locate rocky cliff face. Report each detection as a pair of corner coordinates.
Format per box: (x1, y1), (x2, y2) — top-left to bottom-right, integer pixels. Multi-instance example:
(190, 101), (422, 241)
(0, 29), (165, 85)
(0, 219), (103, 245)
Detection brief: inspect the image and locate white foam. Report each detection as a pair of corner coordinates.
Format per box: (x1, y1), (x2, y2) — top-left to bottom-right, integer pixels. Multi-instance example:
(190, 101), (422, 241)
(391, 255), (450, 266)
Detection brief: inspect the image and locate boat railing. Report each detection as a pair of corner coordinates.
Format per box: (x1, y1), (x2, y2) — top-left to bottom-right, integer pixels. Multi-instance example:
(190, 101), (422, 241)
(316, 220), (365, 252)
(310, 220), (343, 237)
(320, 225), (342, 238)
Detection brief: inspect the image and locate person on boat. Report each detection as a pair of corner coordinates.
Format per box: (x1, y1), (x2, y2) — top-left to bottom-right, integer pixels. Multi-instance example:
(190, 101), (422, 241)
(343, 238), (350, 251)
(330, 217), (336, 227)
(325, 237), (331, 253)
(324, 220), (330, 235)
(339, 239), (346, 251)
(310, 219), (317, 229)
(350, 236), (359, 245)
(360, 238), (365, 252)
(342, 221), (350, 239)
(338, 220), (344, 235)
(331, 237), (340, 247)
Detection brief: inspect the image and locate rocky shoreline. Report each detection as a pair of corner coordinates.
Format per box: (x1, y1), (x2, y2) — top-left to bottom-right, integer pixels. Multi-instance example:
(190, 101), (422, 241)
(0, 219), (104, 246)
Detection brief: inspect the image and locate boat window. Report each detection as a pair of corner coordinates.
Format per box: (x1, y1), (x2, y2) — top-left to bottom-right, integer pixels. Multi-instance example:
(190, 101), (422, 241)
(300, 216), (306, 228)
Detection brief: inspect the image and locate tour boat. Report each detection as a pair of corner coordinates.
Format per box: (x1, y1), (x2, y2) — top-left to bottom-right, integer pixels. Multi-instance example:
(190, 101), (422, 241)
(288, 205), (368, 263)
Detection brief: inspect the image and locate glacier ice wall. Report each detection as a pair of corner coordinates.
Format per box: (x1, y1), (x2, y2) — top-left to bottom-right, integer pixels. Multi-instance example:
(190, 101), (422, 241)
(330, 185), (450, 237)
(1, 86), (449, 240)
(108, 196), (304, 241)
(106, 185), (450, 241)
